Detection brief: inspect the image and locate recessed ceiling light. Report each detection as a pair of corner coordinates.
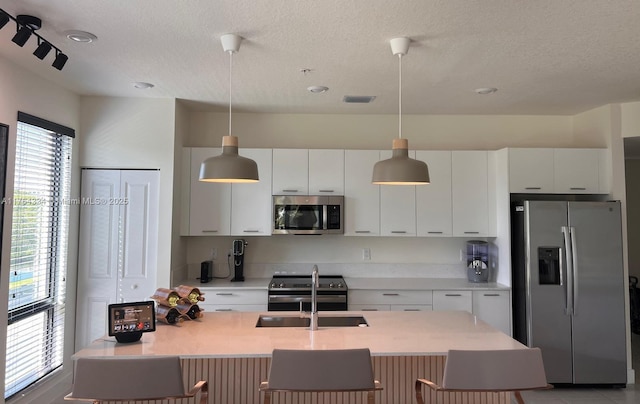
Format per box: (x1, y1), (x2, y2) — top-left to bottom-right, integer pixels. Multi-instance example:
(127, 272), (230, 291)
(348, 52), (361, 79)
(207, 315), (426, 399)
(343, 95), (376, 103)
(475, 87), (498, 95)
(307, 86), (328, 93)
(133, 82), (154, 89)
(64, 30), (97, 43)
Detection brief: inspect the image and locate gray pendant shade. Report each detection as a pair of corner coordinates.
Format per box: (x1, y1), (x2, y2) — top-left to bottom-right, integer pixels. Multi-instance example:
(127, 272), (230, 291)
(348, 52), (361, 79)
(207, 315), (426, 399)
(372, 139), (430, 185)
(199, 135), (259, 183)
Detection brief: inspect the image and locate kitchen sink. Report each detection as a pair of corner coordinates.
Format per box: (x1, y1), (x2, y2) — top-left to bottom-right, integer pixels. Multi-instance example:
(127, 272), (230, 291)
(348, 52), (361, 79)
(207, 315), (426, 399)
(255, 315), (368, 328)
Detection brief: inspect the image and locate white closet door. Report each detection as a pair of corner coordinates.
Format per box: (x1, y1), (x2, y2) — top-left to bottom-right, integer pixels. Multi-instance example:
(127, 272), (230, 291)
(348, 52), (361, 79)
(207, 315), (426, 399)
(75, 169), (159, 350)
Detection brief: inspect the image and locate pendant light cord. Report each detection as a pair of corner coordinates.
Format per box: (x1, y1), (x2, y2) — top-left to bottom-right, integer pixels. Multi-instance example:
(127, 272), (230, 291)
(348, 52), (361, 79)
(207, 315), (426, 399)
(228, 50), (233, 137)
(398, 54), (403, 139)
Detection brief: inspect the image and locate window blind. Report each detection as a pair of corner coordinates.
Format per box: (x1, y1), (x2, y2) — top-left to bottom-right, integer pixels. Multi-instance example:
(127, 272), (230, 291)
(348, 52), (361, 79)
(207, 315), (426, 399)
(5, 118), (72, 399)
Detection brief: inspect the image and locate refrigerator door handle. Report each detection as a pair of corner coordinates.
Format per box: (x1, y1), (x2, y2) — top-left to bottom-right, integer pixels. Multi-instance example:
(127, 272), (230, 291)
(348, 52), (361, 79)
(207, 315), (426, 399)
(569, 226), (578, 316)
(562, 226), (574, 315)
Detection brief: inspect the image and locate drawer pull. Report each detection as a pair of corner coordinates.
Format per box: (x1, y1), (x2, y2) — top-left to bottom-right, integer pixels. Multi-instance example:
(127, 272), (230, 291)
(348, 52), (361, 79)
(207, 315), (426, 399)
(361, 309), (379, 311)
(484, 293), (501, 297)
(243, 230), (260, 233)
(570, 187), (587, 191)
(391, 231), (407, 234)
(355, 230), (371, 234)
(404, 309), (420, 311)
(201, 230), (218, 233)
(318, 189), (335, 193)
(463, 231), (480, 234)
(524, 187), (542, 190)
(282, 189), (299, 193)
(215, 308), (233, 311)
(427, 231), (443, 234)
(216, 293), (234, 296)
(382, 293), (400, 296)
(445, 294), (462, 297)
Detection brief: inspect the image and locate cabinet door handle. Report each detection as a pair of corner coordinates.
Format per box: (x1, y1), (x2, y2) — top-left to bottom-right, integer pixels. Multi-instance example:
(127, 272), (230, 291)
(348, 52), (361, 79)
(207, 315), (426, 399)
(445, 293), (462, 297)
(570, 187), (587, 191)
(215, 308), (233, 311)
(391, 231), (407, 234)
(427, 231), (443, 234)
(243, 230), (260, 233)
(463, 231), (480, 234)
(216, 293), (234, 296)
(361, 308), (379, 311)
(483, 293), (500, 297)
(282, 189), (299, 193)
(318, 189), (335, 193)
(524, 187), (542, 190)
(403, 309), (420, 311)
(355, 230), (371, 234)
(201, 230), (218, 233)
(382, 293), (399, 296)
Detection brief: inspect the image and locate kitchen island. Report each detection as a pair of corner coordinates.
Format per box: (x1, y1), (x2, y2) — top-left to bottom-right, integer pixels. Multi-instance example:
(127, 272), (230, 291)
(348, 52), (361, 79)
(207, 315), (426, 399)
(74, 310), (524, 403)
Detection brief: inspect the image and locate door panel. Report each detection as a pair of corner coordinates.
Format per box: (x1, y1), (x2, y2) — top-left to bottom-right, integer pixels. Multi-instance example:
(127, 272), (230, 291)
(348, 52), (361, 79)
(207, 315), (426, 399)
(568, 202), (626, 384)
(525, 201), (573, 383)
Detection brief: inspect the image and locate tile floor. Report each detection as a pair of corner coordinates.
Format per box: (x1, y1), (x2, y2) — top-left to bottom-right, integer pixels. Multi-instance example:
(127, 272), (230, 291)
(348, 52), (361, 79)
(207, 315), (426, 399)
(518, 333), (640, 403)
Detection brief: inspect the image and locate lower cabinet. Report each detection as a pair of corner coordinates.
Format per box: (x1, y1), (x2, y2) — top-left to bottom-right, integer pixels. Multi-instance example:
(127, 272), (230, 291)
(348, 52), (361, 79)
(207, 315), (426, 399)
(198, 289), (267, 312)
(350, 288), (511, 335)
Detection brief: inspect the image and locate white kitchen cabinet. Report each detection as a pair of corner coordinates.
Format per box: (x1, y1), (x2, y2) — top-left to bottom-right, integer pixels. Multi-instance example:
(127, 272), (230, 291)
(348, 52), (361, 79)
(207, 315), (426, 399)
(508, 148), (555, 193)
(472, 290), (511, 335)
(432, 290), (473, 312)
(309, 149), (344, 195)
(380, 150), (417, 236)
(231, 149), (273, 236)
(451, 151), (489, 237)
(416, 151), (453, 236)
(344, 150), (380, 236)
(272, 149), (309, 195)
(184, 148), (232, 236)
(554, 148), (600, 193)
(199, 288), (267, 312)
(349, 289), (432, 311)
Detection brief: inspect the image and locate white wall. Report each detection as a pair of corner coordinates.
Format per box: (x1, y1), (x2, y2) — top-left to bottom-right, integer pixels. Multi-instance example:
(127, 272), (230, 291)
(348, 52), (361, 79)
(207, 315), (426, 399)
(78, 96), (177, 288)
(0, 55), (80, 403)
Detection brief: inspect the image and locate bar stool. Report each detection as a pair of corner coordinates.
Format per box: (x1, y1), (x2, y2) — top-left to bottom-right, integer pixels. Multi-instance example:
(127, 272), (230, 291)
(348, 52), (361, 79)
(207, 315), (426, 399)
(259, 348), (383, 404)
(415, 348), (551, 404)
(64, 356), (208, 403)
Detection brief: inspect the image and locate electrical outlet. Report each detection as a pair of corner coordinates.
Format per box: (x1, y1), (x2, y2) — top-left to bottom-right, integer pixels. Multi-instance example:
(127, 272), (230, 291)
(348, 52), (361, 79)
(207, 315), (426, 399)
(362, 248), (371, 261)
(211, 248), (217, 260)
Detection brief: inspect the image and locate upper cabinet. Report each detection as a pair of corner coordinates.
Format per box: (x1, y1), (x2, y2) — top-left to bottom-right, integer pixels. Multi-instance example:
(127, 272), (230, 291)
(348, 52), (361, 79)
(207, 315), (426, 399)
(230, 149), (273, 236)
(272, 149), (344, 195)
(272, 149), (309, 195)
(416, 151), (453, 237)
(379, 150), (417, 236)
(344, 150), (380, 236)
(508, 148), (606, 194)
(451, 151), (490, 237)
(182, 148), (272, 236)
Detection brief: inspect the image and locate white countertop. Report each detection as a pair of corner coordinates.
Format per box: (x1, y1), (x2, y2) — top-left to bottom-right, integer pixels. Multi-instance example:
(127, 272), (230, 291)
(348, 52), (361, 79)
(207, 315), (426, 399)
(345, 277), (509, 291)
(74, 310), (524, 359)
(174, 277), (508, 291)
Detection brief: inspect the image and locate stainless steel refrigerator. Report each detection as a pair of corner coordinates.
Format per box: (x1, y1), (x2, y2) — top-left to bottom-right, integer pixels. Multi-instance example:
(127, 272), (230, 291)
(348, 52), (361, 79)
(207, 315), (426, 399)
(511, 200), (627, 385)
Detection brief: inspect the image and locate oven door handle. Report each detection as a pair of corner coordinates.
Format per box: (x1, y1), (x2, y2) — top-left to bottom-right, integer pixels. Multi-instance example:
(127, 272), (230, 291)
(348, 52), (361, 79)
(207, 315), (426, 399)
(268, 295), (346, 303)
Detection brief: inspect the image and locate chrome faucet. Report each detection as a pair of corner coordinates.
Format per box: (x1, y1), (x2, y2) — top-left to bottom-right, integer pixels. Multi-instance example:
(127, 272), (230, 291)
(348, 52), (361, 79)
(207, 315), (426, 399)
(310, 265), (319, 331)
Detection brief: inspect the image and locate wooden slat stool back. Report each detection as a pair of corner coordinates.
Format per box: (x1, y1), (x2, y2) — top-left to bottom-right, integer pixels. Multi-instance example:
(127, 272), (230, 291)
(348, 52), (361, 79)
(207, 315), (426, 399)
(415, 348), (551, 404)
(64, 356), (208, 404)
(259, 348), (383, 404)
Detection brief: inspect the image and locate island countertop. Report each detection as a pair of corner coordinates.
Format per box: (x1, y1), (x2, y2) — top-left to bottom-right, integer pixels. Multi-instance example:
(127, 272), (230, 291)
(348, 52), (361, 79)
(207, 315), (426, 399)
(74, 310), (524, 359)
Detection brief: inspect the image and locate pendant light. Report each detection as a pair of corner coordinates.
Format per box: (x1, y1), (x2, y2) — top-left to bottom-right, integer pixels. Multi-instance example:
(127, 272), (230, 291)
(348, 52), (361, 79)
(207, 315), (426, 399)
(199, 34), (259, 183)
(372, 37), (430, 185)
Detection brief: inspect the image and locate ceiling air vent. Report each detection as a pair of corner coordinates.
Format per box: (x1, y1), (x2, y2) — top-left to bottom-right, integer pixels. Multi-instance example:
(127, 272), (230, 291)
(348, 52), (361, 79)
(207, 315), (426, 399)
(343, 95), (376, 104)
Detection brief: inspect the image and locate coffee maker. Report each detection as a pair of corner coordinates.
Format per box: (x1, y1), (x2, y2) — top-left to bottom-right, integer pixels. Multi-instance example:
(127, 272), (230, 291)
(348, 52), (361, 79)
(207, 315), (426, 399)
(466, 240), (489, 283)
(231, 239), (247, 282)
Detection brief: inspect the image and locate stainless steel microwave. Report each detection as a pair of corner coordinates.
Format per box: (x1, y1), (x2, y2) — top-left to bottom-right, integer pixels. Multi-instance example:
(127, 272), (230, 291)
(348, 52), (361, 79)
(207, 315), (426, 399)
(272, 195), (343, 235)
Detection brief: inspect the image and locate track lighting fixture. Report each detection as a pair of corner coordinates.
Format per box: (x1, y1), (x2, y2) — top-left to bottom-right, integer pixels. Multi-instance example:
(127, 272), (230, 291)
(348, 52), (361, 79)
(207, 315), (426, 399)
(0, 9), (69, 71)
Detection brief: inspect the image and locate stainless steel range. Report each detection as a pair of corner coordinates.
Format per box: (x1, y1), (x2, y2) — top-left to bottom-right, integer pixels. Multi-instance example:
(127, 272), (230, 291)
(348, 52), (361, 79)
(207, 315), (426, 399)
(268, 274), (348, 311)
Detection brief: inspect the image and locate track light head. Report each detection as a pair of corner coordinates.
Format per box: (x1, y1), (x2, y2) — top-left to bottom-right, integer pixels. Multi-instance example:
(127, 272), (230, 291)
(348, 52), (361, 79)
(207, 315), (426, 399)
(12, 26), (32, 47)
(12, 15), (41, 47)
(33, 40), (52, 59)
(52, 52), (68, 70)
(0, 11), (10, 29)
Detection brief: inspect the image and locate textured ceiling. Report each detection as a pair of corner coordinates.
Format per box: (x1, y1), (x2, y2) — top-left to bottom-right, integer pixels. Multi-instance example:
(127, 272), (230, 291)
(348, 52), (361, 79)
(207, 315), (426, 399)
(1, 0), (640, 115)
